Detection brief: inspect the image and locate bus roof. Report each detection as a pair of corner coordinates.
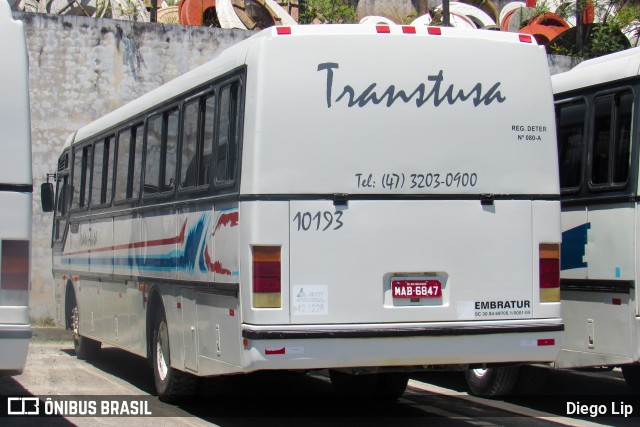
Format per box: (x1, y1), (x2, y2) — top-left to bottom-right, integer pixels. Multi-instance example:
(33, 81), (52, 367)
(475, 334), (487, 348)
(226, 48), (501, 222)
(67, 24), (541, 149)
(552, 47), (640, 95)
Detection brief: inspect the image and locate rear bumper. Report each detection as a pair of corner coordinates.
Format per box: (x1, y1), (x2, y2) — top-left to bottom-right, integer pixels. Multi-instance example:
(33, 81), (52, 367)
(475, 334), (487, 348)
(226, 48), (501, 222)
(0, 324), (31, 371)
(240, 319), (563, 372)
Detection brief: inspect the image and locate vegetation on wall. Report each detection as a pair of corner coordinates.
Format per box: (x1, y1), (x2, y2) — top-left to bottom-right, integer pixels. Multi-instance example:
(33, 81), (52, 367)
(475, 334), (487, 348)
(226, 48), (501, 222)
(298, 0), (358, 24)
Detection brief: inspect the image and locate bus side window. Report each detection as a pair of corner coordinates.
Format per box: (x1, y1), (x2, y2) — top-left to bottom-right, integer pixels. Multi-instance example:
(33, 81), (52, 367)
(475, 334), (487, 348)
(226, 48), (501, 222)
(104, 136), (115, 204)
(145, 115), (163, 195)
(556, 100), (586, 191)
(613, 92), (633, 184)
(71, 145), (91, 209)
(91, 136), (115, 206)
(591, 91), (633, 188)
(115, 129), (131, 201)
(216, 82), (240, 185)
(164, 109), (179, 192)
(202, 95), (216, 186)
(91, 139), (105, 206)
(56, 177), (69, 216)
(592, 96), (613, 184)
(54, 174), (69, 243)
(131, 125), (144, 199)
(145, 109), (179, 196)
(181, 100), (199, 189)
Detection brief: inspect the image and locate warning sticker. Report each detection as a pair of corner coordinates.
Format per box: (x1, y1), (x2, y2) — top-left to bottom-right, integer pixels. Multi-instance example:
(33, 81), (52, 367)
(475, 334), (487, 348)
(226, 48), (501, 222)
(293, 285), (328, 315)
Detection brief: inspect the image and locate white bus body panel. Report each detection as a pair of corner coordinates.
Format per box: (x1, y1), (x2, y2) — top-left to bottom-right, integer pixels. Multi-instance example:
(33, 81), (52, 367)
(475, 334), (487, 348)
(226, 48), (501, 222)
(0, 0), (31, 187)
(0, 0), (31, 372)
(237, 27), (561, 371)
(0, 193), (31, 371)
(557, 203), (638, 368)
(241, 30), (558, 197)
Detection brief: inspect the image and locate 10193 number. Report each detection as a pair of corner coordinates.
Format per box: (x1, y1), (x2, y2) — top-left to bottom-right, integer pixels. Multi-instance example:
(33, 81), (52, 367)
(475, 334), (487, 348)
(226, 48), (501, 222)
(293, 211), (344, 231)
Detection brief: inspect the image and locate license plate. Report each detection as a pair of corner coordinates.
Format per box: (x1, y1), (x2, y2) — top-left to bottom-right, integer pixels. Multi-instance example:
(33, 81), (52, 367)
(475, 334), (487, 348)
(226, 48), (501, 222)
(392, 279), (442, 299)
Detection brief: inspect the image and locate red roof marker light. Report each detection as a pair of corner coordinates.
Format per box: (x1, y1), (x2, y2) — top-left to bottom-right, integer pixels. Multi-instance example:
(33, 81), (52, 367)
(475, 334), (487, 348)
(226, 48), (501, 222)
(402, 26), (416, 34)
(519, 34), (533, 43)
(427, 27), (442, 35)
(276, 26), (291, 35)
(376, 25), (391, 34)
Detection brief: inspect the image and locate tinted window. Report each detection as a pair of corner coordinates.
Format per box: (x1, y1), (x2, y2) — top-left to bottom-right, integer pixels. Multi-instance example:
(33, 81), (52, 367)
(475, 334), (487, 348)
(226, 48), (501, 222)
(71, 145), (91, 209)
(131, 125), (144, 199)
(104, 137), (115, 204)
(202, 95), (216, 186)
(145, 115), (163, 194)
(591, 91), (634, 188)
(164, 109), (179, 192)
(592, 97), (612, 184)
(556, 100), (586, 190)
(181, 100), (199, 188)
(216, 83), (240, 184)
(613, 92), (633, 184)
(115, 130), (130, 201)
(91, 140), (105, 206)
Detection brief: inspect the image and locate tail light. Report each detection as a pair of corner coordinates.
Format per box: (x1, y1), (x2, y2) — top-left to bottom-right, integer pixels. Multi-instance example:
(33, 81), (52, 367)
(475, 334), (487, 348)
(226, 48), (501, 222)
(539, 243), (560, 302)
(252, 246), (281, 308)
(1, 240), (30, 290)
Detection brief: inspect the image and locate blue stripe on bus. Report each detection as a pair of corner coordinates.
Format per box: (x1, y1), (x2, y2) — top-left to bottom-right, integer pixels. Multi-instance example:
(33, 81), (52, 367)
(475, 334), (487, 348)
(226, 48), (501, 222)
(561, 223), (590, 271)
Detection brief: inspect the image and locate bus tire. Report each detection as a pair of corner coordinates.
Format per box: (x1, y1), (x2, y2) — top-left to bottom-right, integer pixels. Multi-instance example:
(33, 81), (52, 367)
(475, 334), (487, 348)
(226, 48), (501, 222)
(71, 305), (101, 360)
(152, 307), (196, 400)
(621, 364), (640, 393)
(513, 365), (549, 395)
(375, 372), (409, 400)
(464, 366), (520, 396)
(329, 370), (378, 396)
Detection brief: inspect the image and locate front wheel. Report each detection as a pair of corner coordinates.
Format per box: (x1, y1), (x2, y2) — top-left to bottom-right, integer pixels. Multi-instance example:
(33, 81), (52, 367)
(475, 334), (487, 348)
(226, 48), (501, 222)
(464, 366), (520, 396)
(152, 307), (196, 400)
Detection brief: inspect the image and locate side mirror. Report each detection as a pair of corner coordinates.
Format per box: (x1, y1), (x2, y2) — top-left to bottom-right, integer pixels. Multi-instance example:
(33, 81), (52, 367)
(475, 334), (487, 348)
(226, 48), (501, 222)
(41, 182), (54, 212)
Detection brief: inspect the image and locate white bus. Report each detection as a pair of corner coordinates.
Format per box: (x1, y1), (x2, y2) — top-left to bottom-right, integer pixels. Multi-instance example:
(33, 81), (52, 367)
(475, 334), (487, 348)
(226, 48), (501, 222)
(0, 0), (32, 375)
(465, 47), (640, 396)
(553, 47), (640, 390)
(44, 24), (563, 399)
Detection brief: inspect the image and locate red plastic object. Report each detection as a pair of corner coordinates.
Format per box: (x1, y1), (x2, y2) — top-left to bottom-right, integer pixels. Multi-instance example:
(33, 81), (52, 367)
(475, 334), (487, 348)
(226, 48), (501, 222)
(179, 0), (216, 26)
(500, 9), (517, 32)
(519, 13), (570, 45)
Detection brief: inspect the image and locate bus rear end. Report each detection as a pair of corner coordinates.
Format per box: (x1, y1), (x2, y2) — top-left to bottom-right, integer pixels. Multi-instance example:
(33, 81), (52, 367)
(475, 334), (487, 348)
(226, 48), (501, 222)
(238, 25), (562, 387)
(0, 0), (32, 374)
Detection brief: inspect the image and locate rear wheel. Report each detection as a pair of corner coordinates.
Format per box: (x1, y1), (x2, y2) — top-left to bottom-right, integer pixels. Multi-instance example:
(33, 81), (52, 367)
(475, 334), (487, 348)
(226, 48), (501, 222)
(621, 364), (640, 393)
(375, 372), (409, 400)
(329, 370), (378, 396)
(464, 366), (520, 396)
(513, 365), (549, 395)
(329, 370), (409, 400)
(71, 304), (101, 360)
(152, 307), (196, 400)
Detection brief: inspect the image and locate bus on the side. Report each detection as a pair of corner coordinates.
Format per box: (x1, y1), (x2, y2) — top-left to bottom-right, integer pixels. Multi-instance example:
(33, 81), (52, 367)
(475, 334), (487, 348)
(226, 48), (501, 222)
(43, 24), (562, 399)
(0, 0), (32, 375)
(553, 47), (640, 391)
(464, 47), (640, 396)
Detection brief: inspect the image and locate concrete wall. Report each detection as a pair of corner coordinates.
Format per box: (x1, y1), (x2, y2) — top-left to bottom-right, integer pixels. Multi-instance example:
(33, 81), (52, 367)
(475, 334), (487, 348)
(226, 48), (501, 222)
(15, 11), (252, 320)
